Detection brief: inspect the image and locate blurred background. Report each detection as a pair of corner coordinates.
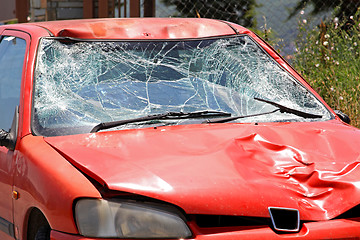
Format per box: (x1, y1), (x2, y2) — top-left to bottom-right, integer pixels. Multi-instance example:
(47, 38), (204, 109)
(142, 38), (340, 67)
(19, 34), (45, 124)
(1, 0), (357, 57)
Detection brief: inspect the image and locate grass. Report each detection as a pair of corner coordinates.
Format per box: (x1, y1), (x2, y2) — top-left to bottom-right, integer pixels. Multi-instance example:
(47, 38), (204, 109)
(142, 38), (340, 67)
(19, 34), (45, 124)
(293, 13), (360, 128)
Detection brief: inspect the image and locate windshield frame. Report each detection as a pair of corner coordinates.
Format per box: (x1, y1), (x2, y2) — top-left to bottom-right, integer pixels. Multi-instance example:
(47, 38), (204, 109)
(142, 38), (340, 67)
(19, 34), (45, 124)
(31, 35), (334, 136)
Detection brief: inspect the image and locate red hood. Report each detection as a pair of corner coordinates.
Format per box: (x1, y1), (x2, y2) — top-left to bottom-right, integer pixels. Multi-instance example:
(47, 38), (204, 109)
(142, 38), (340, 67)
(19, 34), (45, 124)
(45, 120), (360, 220)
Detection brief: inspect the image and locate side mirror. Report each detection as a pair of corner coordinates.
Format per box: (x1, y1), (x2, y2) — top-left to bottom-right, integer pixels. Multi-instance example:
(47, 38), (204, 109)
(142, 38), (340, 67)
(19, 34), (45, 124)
(0, 129), (10, 147)
(0, 106), (19, 151)
(334, 110), (351, 124)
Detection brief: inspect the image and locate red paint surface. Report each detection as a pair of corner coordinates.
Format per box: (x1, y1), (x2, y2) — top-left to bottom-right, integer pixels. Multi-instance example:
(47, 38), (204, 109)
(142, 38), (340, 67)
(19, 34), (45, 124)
(0, 18), (358, 239)
(45, 120), (360, 221)
(29, 18), (244, 39)
(50, 219), (360, 240)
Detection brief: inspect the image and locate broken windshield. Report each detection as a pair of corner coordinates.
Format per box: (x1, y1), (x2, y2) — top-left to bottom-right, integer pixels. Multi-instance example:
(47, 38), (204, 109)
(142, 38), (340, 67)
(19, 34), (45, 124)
(32, 36), (331, 136)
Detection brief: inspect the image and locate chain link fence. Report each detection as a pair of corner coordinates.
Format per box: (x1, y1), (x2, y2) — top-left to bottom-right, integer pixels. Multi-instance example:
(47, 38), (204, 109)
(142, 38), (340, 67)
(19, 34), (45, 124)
(24, 0), (360, 57)
(154, 0), (360, 57)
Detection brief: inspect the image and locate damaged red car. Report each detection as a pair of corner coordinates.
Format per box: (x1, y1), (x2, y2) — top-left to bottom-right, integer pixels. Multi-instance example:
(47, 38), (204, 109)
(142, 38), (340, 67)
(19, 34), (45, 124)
(0, 18), (360, 240)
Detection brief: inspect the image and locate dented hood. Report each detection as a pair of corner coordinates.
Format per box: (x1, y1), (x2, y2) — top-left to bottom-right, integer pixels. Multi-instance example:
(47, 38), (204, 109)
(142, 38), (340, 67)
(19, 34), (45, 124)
(45, 121), (360, 220)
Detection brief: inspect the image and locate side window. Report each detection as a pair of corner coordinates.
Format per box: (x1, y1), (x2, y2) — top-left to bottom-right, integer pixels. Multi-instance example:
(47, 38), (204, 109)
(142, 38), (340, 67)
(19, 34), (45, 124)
(0, 36), (26, 130)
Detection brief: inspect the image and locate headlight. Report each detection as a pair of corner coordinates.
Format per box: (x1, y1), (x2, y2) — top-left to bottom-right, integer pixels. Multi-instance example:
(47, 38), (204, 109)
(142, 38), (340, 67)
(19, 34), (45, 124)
(75, 199), (192, 238)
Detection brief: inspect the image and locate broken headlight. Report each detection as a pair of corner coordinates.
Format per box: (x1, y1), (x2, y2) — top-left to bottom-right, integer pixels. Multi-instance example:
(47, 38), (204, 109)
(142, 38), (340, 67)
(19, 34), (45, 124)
(75, 199), (192, 238)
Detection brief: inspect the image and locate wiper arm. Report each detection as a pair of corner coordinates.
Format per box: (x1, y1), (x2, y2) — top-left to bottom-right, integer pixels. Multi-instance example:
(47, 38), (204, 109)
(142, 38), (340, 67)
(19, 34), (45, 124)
(203, 109), (279, 124)
(254, 97), (323, 119)
(91, 110), (231, 133)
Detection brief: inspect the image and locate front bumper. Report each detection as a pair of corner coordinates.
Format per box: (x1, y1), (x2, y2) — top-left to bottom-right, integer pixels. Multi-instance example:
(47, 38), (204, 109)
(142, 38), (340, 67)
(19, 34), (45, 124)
(51, 219), (360, 240)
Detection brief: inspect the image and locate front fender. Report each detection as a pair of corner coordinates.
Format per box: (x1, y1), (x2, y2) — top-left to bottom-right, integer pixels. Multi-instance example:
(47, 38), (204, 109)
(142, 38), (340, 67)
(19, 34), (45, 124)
(13, 135), (101, 239)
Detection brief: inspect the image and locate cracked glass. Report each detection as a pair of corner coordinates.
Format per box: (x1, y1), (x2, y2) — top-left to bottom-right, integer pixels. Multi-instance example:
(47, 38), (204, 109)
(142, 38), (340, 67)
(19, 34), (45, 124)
(32, 36), (331, 136)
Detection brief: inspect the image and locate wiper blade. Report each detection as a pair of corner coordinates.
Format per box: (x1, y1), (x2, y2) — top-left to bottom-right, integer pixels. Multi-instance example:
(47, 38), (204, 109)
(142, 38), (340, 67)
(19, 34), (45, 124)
(91, 110), (231, 133)
(204, 98), (323, 124)
(254, 97), (323, 119)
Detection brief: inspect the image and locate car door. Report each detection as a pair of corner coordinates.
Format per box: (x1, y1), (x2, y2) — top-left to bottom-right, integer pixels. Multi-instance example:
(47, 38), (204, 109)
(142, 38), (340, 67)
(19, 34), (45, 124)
(0, 30), (28, 240)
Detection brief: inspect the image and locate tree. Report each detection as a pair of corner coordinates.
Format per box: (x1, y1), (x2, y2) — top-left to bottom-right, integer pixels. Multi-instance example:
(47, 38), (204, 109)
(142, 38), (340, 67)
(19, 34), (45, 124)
(162, 0), (258, 28)
(289, 0), (360, 20)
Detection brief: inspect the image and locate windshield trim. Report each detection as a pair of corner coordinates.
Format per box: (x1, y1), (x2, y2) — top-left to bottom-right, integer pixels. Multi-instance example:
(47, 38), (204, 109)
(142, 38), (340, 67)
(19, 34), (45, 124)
(44, 34), (240, 43)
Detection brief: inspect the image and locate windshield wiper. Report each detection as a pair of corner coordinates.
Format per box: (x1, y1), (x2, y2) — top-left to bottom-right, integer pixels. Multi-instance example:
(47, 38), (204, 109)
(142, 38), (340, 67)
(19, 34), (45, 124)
(254, 97), (323, 119)
(204, 97), (322, 124)
(90, 110), (231, 133)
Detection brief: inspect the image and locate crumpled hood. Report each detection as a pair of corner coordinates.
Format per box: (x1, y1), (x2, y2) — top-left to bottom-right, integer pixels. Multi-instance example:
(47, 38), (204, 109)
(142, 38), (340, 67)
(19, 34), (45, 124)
(45, 120), (360, 220)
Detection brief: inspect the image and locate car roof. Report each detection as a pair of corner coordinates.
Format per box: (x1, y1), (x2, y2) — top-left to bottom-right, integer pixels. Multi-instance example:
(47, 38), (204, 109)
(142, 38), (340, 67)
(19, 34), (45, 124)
(18, 18), (248, 39)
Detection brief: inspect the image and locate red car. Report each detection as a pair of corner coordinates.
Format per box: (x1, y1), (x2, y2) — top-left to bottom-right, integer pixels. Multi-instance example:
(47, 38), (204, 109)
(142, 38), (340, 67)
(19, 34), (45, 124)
(0, 18), (359, 240)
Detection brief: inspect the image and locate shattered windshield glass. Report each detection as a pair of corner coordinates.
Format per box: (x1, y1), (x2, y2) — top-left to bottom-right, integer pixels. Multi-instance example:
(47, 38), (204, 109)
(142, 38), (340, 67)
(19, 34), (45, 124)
(33, 36), (331, 136)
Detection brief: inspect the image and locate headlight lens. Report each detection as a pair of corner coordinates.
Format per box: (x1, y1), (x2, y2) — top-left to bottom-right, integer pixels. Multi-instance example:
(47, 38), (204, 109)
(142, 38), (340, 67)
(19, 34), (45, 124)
(75, 199), (192, 238)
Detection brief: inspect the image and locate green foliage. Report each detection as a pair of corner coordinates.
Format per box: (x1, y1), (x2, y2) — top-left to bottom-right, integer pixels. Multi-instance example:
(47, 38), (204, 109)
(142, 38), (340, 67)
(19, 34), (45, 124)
(161, 0), (258, 28)
(289, 0), (360, 21)
(5, 20), (18, 25)
(251, 17), (285, 53)
(293, 13), (360, 127)
(0, 19), (17, 25)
